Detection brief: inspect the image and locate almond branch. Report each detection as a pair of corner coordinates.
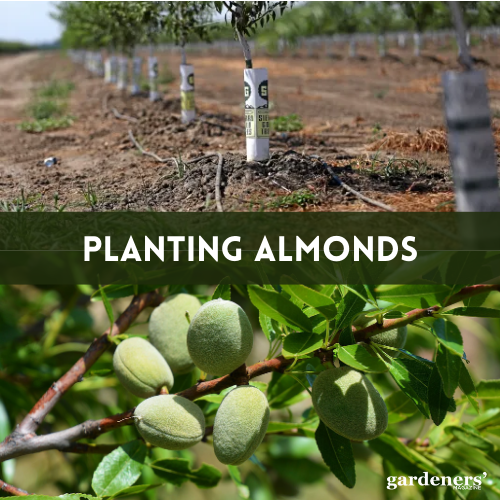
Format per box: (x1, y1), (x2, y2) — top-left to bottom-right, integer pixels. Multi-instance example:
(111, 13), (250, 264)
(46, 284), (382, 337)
(14, 291), (163, 438)
(1, 284), (498, 495)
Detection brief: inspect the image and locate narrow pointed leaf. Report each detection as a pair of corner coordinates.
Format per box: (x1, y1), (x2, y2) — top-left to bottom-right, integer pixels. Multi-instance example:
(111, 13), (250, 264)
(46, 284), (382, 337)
(315, 421), (356, 489)
(212, 277), (231, 301)
(150, 458), (221, 489)
(281, 280), (337, 320)
(248, 285), (312, 332)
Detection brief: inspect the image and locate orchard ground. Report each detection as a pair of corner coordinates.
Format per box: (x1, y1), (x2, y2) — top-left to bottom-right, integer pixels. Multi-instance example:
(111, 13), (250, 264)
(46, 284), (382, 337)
(1, 40), (500, 212)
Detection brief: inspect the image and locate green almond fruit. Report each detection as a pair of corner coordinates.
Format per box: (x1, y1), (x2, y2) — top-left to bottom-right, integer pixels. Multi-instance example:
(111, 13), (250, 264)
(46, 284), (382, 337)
(149, 294), (202, 374)
(367, 326), (408, 359)
(113, 337), (174, 398)
(312, 367), (388, 441)
(135, 394), (205, 450)
(187, 299), (253, 376)
(213, 386), (270, 465)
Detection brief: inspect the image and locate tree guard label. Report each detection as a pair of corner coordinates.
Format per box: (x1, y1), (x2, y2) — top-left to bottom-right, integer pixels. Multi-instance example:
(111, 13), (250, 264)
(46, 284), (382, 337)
(245, 109), (255, 137)
(180, 64), (195, 123)
(244, 68), (269, 161)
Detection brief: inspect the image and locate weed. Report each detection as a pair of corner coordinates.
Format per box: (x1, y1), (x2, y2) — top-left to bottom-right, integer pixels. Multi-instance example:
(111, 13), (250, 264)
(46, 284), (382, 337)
(82, 183), (99, 209)
(268, 190), (317, 209)
(271, 114), (304, 133)
(139, 76), (151, 92)
(1, 190), (68, 212)
(374, 89), (388, 100)
(372, 123), (382, 135)
(20, 78), (76, 133)
(158, 69), (175, 85)
(18, 116), (74, 133)
(28, 99), (66, 120)
(0, 190), (28, 212)
(37, 80), (75, 100)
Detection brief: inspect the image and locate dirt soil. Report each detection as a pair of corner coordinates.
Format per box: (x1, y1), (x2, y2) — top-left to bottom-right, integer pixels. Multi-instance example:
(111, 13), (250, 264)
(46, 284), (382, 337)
(1, 42), (500, 212)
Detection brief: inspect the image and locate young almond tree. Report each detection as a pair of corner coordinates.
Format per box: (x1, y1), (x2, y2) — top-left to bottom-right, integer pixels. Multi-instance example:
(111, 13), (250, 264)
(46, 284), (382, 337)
(400, 2), (438, 57)
(139, 2), (164, 101)
(53, 2), (109, 77)
(95, 2), (147, 95)
(161, 2), (213, 123)
(214, 1), (290, 162)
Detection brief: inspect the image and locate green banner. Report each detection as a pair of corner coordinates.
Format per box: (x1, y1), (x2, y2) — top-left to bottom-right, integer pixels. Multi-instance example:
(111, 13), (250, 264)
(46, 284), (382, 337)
(1, 213), (500, 284)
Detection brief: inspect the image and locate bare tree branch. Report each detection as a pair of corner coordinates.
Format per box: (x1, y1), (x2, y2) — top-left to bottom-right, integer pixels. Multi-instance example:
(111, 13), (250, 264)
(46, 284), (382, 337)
(0, 481), (29, 496)
(0, 410), (136, 462)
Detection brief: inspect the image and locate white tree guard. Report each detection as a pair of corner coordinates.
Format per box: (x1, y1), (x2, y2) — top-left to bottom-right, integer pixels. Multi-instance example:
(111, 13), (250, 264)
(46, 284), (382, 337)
(104, 58), (112, 83)
(96, 53), (104, 77)
(378, 35), (387, 57)
(148, 56), (160, 102)
(443, 70), (500, 212)
(180, 64), (195, 123)
(414, 33), (422, 57)
(110, 56), (118, 84)
(244, 68), (270, 162)
(117, 57), (128, 90)
(130, 57), (142, 95)
(349, 38), (357, 58)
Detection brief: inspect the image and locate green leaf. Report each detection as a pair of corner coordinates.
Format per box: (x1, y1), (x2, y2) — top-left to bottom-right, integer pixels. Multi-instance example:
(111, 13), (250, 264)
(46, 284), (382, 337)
(259, 312), (279, 343)
(92, 285), (158, 301)
(248, 285), (312, 332)
(442, 307), (500, 318)
(267, 420), (318, 434)
(150, 458), (221, 489)
(281, 280), (337, 320)
(212, 277), (231, 301)
(476, 380), (500, 400)
(369, 434), (441, 475)
(337, 344), (388, 373)
(99, 283), (114, 331)
(21, 496), (100, 500)
(320, 285), (336, 297)
(282, 332), (324, 358)
(338, 327), (355, 346)
(267, 361), (317, 409)
(315, 421), (356, 489)
(334, 286), (367, 332)
(92, 441), (147, 497)
(227, 465), (250, 499)
(428, 365), (454, 426)
(470, 408), (500, 430)
(108, 484), (162, 499)
(389, 359), (431, 418)
(385, 391), (418, 424)
(436, 343), (462, 398)
(458, 362), (479, 413)
(433, 319), (464, 357)
(445, 425), (495, 452)
(376, 285), (451, 309)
